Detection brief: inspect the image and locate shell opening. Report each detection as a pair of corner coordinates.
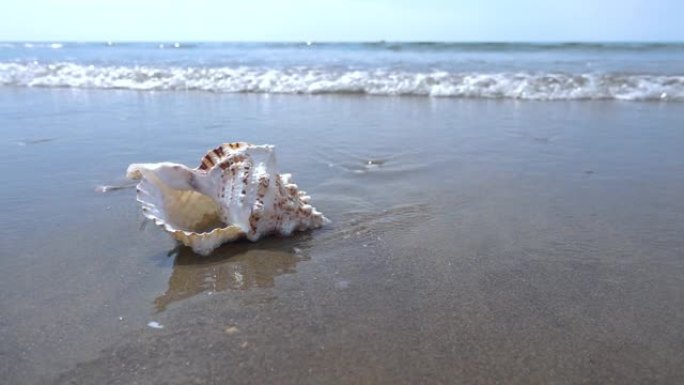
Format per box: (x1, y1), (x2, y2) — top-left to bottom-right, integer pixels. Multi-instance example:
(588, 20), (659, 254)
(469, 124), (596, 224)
(146, 172), (228, 234)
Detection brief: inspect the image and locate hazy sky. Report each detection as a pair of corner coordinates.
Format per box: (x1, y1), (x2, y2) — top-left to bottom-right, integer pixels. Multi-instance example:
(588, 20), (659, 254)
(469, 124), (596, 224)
(2, 0), (683, 42)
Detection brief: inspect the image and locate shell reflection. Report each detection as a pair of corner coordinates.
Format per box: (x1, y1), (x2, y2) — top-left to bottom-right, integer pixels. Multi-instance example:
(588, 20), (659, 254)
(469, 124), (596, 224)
(155, 241), (309, 311)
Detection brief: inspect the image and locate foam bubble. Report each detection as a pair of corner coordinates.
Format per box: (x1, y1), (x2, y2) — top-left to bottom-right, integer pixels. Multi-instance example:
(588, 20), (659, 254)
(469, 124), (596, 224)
(1, 62), (682, 101)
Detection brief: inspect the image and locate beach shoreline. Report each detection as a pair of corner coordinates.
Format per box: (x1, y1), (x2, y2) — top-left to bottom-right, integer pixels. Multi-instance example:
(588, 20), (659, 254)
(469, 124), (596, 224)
(1, 88), (683, 384)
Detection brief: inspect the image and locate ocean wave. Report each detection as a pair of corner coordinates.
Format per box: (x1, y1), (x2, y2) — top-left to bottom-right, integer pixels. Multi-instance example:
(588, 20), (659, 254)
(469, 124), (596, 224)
(18, 43), (64, 49)
(1, 62), (682, 101)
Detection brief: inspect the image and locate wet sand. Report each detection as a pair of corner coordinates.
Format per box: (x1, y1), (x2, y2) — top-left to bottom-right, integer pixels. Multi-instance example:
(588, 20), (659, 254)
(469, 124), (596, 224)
(1, 88), (683, 384)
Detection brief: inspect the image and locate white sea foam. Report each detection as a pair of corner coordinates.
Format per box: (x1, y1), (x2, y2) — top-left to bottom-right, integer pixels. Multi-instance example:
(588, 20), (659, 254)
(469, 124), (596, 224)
(19, 43), (65, 49)
(1, 62), (682, 101)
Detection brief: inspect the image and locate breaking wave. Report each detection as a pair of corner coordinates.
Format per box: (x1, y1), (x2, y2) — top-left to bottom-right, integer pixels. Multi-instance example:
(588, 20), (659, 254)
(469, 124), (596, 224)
(1, 62), (683, 101)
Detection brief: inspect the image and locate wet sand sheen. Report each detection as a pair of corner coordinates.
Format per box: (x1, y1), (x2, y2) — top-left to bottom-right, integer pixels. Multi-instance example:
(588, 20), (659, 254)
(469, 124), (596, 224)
(0, 89), (683, 384)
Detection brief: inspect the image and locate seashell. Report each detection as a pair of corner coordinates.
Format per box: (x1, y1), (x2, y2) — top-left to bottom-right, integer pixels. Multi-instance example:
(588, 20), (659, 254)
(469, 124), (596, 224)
(127, 142), (329, 255)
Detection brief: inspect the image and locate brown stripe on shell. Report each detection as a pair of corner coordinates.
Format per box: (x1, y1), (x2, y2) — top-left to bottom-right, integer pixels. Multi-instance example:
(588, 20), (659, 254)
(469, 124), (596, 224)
(228, 142), (240, 149)
(216, 153), (246, 171)
(240, 158), (255, 203)
(199, 156), (214, 170)
(198, 144), (229, 170)
(248, 211), (262, 235)
(257, 176), (269, 198)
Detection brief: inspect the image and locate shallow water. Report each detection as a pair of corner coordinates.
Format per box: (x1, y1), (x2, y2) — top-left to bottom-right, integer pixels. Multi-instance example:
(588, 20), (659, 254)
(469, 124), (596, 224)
(1, 88), (683, 384)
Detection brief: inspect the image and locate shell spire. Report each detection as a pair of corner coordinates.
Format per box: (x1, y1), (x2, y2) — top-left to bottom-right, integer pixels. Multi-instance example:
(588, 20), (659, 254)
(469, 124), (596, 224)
(127, 142), (329, 255)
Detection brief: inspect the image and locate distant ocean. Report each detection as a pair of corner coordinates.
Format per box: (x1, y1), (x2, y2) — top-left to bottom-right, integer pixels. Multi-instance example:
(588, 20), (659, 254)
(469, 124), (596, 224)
(1, 42), (683, 100)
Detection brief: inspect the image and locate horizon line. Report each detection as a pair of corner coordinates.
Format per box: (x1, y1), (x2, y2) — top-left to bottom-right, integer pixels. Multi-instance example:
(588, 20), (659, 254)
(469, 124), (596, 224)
(2, 39), (684, 44)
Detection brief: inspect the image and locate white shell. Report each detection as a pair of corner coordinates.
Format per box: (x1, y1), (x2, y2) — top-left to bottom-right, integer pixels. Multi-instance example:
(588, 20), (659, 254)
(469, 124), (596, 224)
(127, 142), (329, 255)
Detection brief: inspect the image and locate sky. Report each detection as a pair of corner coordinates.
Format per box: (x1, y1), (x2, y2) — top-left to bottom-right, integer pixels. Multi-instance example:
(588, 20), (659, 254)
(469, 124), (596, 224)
(1, 0), (683, 42)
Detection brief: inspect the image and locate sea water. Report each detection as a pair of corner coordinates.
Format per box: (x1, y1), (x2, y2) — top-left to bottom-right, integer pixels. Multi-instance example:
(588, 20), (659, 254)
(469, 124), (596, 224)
(1, 41), (683, 100)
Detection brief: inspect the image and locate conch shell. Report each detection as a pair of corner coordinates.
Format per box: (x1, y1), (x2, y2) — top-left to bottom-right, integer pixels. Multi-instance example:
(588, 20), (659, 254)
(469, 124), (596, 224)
(127, 142), (329, 255)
